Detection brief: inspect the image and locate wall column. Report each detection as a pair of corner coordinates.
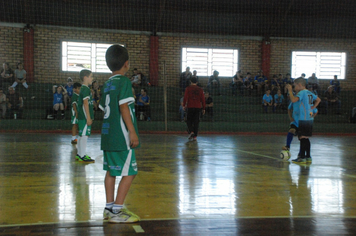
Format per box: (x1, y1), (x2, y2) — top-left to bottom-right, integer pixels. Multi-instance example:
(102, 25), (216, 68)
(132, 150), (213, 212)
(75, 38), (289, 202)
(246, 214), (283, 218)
(23, 25), (34, 82)
(261, 40), (271, 79)
(149, 35), (159, 86)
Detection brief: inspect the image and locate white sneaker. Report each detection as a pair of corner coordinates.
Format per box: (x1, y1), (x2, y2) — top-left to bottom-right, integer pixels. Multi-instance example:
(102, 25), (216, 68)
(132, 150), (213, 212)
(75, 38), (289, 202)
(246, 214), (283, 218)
(188, 133), (194, 141)
(109, 209), (140, 223)
(103, 208), (116, 219)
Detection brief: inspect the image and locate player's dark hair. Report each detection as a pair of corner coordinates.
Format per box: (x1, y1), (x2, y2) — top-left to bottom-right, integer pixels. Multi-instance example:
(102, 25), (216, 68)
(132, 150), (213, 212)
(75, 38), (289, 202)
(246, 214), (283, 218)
(73, 82), (81, 89)
(106, 45), (129, 72)
(79, 69), (92, 81)
(294, 77), (306, 87)
(141, 88), (147, 93)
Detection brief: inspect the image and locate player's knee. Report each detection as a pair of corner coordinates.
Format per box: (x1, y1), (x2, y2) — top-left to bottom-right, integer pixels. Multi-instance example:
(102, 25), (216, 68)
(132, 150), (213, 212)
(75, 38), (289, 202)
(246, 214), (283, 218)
(289, 128), (296, 134)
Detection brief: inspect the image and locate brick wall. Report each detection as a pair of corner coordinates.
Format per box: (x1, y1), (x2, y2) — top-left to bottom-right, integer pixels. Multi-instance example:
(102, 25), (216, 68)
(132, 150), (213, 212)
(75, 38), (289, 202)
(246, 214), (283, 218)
(34, 26), (150, 85)
(271, 38), (356, 90)
(0, 26), (24, 71)
(159, 36), (261, 87)
(1, 25), (355, 90)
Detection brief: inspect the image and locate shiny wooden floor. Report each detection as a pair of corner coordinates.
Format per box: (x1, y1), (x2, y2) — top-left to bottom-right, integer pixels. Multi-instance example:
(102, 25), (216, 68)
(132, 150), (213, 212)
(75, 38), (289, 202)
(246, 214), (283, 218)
(1, 133), (356, 235)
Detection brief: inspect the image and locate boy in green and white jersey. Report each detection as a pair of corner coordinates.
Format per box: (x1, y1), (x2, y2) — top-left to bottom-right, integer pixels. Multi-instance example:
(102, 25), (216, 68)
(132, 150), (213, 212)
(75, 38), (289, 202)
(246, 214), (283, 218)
(70, 82), (81, 144)
(100, 45), (140, 223)
(76, 69), (95, 163)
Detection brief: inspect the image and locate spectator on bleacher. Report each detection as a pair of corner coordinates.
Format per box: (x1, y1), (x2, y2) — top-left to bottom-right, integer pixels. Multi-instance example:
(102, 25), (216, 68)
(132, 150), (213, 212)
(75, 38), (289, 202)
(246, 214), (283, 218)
(207, 70), (221, 96)
(254, 70), (268, 95)
(308, 84), (317, 96)
(244, 72), (254, 95)
(64, 77), (73, 110)
(231, 70), (244, 96)
(53, 85), (67, 120)
(308, 73), (319, 91)
(273, 89), (285, 112)
(180, 67), (192, 92)
(283, 73), (294, 94)
(192, 70), (201, 87)
(300, 73), (309, 88)
(262, 88), (273, 113)
(277, 73), (284, 91)
(0, 88), (6, 119)
(323, 85), (341, 115)
(330, 75), (341, 95)
(271, 75), (280, 95)
(130, 68), (142, 87)
(0, 62), (14, 88)
(179, 93), (185, 122)
(11, 62), (29, 89)
(91, 80), (101, 111)
(136, 88), (151, 121)
(6, 86), (23, 119)
(204, 91), (214, 121)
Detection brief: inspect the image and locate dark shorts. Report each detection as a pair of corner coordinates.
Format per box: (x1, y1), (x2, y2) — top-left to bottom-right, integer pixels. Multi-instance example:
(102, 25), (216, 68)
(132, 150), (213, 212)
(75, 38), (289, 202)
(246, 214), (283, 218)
(298, 120), (313, 137)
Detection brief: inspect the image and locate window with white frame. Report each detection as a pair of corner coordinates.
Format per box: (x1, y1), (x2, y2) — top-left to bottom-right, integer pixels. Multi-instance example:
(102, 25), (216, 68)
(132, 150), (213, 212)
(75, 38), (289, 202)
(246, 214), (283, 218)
(62, 41), (119, 73)
(182, 47), (238, 77)
(291, 51), (346, 80)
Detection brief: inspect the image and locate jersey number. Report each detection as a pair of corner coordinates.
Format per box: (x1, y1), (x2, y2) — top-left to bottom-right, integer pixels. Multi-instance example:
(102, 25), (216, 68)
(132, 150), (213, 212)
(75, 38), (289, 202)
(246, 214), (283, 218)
(103, 94), (110, 119)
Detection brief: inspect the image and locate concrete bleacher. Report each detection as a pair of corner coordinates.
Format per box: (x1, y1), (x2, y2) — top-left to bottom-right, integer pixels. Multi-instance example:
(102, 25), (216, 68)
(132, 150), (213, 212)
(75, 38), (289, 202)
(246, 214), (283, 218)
(1, 82), (354, 132)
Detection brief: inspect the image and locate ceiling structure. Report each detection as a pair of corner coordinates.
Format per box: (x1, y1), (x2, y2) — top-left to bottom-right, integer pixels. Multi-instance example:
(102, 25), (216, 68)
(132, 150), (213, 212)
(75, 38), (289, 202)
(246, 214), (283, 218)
(1, 0), (356, 39)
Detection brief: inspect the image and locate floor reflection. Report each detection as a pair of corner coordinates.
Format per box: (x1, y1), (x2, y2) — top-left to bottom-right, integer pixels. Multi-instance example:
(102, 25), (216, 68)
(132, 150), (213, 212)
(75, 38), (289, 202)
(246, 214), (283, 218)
(0, 133), (355, 226)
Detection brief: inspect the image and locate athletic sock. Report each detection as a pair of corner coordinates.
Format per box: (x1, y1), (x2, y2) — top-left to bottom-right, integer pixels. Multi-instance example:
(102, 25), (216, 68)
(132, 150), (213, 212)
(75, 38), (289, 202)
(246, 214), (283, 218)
(77, 136), (88, 157)
(11, 82), (18, 88)
(81, 136), (88, 157)
(71, 135), (76, 141)
(23, 82), (29, 88)
(106, 202), (114, 210)
(286, 132), (294, 148)
(305, 138), (311, 157)
(300, 139), (307, 158)
(112, 204), (124, 213)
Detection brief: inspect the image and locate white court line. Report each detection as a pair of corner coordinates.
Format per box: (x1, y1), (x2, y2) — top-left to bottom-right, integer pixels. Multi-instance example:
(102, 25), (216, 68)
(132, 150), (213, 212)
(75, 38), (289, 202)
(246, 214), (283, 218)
(132, 225), (145, 233)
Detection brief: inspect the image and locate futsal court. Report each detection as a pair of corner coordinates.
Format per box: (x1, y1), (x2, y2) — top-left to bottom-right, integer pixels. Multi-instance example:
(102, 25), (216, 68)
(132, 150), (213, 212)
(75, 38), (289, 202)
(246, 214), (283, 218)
(1, 132), (356, 235)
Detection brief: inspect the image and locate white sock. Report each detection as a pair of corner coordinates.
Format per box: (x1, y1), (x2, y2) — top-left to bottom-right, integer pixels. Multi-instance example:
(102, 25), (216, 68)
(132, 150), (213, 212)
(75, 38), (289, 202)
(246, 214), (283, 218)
(71, 136), (76, 141)
(106, 202), (114, 209)
(112, 204), (123, 213)
(23, 82), (29, 88)
(11, 82), (18, 87)
(77, 136), (88, 157)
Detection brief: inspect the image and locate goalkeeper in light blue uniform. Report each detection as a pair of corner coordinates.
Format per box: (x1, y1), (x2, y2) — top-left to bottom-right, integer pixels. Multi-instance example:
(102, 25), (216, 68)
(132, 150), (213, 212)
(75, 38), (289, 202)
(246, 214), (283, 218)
(285, 77), (321, 164)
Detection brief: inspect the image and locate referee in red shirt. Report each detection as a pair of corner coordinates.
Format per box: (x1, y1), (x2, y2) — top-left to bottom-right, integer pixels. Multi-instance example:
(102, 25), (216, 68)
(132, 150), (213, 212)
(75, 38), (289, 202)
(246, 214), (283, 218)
(183, 77), (206, 141)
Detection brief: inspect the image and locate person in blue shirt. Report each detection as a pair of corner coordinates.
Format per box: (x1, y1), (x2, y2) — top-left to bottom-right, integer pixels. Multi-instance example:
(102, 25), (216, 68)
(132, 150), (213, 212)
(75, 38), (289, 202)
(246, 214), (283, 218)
(282, 99), (318, 156)
(64, 77), (74, 110)
(243, 72), (254, 95)
(254, 70), (268, 95)
(283, 73), (294, 94)
(330, 75), (341, 95)
(273, 89), (284, 112)
(262, 89), (273, 113)
(285, 77), (321, 164)
(52, 85), (67, 120)
(136, 88), (151, 121)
